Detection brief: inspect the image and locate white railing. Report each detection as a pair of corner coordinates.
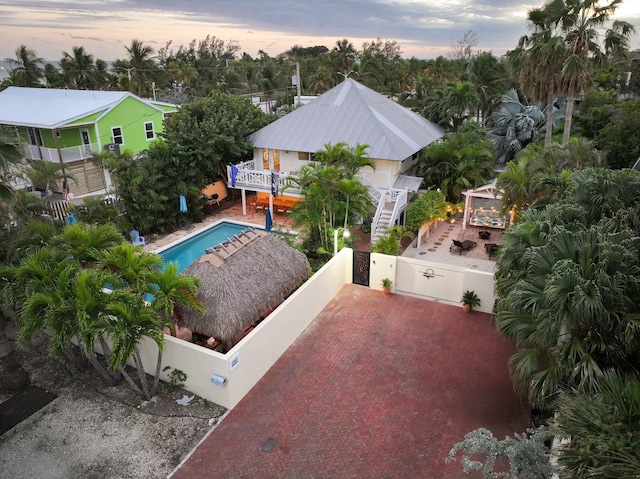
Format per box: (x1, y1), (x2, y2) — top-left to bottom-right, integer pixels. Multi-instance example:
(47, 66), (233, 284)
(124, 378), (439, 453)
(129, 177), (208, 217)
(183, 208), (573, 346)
(23, 143), (99, 163)
(356, 174), (384, 208)
(228, 165), (408, 229)
(227, 164), (301, 195)
(371, 196), (387, 240)
(388, 188), (408, 228)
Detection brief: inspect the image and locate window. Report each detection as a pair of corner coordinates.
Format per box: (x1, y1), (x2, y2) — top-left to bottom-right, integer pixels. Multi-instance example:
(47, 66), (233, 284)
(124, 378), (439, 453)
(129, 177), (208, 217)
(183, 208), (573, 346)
(111, 126), (124, 145)
(27, 127), (44, 146)
(298, 152), (310, 161)
(144, 122), (155, 140)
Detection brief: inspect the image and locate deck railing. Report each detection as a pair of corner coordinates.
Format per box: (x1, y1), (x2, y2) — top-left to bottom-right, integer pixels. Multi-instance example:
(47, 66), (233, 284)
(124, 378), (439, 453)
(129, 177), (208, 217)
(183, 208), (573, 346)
(228, 164), (409, 232)
(23, 143), (99, 163)
(227, 163), (301, 196)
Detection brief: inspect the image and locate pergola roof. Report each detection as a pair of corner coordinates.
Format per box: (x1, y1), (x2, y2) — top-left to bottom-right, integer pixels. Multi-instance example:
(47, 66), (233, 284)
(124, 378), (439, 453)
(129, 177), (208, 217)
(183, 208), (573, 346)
(461, 181), (503, 200)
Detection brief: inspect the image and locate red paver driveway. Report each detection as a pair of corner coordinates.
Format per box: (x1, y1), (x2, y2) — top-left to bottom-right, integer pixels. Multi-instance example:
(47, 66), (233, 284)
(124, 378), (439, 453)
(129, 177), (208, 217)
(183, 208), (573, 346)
(172, 284), (529, 479)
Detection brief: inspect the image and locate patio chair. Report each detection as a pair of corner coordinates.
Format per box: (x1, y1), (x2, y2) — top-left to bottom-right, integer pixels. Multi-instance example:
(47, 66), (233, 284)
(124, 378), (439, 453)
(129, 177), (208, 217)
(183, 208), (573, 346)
(450, 239), (476, 255)
(129, 229), (146, 246)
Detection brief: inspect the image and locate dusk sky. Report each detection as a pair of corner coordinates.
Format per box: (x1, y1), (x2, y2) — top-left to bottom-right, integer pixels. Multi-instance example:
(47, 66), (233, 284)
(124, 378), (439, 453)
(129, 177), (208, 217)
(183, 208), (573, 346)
(1, 0), (639, 62)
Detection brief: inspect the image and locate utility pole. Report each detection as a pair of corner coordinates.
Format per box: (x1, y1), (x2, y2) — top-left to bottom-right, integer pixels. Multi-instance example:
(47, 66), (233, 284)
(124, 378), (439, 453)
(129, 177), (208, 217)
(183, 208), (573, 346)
(291, 62), (302, 107)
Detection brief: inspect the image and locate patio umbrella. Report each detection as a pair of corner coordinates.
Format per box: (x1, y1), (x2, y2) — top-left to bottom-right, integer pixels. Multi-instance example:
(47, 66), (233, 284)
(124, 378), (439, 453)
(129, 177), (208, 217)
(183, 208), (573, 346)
(265, 207), (272, 232)
(179, 195), (188, 213)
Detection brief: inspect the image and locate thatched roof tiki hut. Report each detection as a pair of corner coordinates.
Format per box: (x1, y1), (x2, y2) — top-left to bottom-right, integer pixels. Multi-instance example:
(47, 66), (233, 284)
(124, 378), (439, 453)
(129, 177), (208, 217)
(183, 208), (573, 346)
(178, 231), (311, 348)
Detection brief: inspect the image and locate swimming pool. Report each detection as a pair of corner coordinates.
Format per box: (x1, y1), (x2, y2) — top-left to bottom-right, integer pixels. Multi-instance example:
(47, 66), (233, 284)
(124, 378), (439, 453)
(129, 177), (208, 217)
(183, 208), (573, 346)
(160, 221), (256, 273)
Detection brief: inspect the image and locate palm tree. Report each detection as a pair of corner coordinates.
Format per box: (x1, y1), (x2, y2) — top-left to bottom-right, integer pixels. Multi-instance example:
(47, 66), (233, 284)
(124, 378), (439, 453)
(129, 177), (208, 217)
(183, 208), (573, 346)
(0, 127), (23, 202)
(442, 81), (480, 129)
(101, 292), (167, 400)
(487, 89), (547, 164)
(25, 160), (77, 196)
(494, 168), (640, 407)
(555, 371), (640, 477)
(57, 222), (124, 268)
(124, 39), (157, 97)
(60, 46), (96, 89)
(5, 44), (44, 87)
(417, 123), (494, 202)
(507, 25), (566, 148)
(536, 0), (635, 144)
(146, 262), (203, 394)
(316, 142), (376, 177)
(331, 39), (358, 80)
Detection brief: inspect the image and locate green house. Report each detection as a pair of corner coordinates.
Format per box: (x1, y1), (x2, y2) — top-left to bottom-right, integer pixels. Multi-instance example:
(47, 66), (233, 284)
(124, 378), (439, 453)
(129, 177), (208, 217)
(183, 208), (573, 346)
(0, 87), (176, 197)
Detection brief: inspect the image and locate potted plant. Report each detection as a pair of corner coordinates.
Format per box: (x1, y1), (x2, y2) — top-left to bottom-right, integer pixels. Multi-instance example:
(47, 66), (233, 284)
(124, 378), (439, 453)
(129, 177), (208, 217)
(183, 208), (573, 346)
(461, 290), (481, 312)
(381, 278), (393, 295)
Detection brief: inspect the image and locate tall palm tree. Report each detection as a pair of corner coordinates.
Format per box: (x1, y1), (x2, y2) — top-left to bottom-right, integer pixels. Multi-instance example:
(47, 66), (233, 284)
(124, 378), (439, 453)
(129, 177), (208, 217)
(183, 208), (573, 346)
(442, 81), (480, 129)
(60, 46), (96, 89)
(465, 52), (510, 125)
(5, 44), (44, 87)
(507, 26), (566, 148)
(124, 39), (157, 97)
(536, 0), (635, 144)
(331, 39), (358, 80)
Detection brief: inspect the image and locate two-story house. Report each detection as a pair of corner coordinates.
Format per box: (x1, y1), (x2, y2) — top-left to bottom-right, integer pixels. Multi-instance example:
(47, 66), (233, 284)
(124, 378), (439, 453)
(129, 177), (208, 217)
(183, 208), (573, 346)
(0, 87), (176, 197)
(228, 79), (444, 241)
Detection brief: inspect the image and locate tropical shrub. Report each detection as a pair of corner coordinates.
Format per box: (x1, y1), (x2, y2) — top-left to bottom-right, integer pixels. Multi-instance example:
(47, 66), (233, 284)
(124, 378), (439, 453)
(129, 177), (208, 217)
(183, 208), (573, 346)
(447, 427), (555, 479)
(405, 190), (449, 232)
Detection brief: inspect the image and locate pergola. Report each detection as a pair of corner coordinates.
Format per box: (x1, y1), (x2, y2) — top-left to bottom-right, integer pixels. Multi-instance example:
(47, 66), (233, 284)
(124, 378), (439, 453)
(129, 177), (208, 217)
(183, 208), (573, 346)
(461, 182), (513, 230)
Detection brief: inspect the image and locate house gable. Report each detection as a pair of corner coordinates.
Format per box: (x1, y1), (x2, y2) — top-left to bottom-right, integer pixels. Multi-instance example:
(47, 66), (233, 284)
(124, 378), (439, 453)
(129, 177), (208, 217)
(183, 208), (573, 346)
(96, 96), (166, 152)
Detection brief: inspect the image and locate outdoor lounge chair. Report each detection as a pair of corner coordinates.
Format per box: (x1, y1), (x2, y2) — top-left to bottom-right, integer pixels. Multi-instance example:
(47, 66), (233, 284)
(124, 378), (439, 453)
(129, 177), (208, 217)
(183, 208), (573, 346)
(450, 239), (476, 255)
(129, 229), (146, 246)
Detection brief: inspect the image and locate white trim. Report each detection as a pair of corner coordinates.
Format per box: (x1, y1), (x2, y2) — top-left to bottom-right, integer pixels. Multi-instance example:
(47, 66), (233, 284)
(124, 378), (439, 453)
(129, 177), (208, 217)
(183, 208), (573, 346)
(144, 121), (155, 141)
(111, 125), (124, 146)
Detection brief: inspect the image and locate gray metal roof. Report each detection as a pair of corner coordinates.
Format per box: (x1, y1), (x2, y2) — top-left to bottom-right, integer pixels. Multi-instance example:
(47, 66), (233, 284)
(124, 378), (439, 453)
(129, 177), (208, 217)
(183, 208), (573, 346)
(249, 79), (444, 161)
(0, 87), (166, 129)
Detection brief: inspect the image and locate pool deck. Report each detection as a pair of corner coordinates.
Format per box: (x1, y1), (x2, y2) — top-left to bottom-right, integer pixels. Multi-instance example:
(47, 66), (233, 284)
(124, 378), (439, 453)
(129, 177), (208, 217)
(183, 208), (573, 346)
(144, 199), (296, 253)
(146, 201), (504, 275)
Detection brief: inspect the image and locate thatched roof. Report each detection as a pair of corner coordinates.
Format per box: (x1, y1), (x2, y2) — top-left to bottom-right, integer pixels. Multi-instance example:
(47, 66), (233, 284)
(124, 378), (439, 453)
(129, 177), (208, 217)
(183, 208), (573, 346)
(178, 233), (311, 346)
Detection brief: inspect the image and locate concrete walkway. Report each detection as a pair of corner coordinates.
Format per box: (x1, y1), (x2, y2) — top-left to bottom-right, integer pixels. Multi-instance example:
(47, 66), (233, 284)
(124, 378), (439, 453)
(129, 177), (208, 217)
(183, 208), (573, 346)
(171, 285), (529, 479)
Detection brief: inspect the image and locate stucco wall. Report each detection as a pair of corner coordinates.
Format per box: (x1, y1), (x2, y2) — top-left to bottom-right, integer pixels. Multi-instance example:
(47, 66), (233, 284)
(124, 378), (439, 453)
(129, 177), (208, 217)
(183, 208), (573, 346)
(137, 247), (353, 410)
(135, 247), (495, 410)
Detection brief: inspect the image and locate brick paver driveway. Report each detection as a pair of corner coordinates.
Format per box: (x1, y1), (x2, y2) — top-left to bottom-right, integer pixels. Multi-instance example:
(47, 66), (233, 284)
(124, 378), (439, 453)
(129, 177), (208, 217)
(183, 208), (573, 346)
(172, 284), (529, 479)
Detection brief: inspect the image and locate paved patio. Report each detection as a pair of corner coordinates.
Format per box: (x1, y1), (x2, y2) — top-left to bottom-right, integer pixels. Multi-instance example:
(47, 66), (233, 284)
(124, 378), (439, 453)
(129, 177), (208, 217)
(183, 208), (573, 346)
(403, 215), (504, 273)
(171, 284), (528, 479)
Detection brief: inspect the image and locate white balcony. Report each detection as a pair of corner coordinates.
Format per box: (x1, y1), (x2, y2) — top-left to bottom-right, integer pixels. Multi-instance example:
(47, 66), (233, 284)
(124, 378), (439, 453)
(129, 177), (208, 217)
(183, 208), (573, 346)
(228, 161), (301, 196)
(23, 143), (99, 163)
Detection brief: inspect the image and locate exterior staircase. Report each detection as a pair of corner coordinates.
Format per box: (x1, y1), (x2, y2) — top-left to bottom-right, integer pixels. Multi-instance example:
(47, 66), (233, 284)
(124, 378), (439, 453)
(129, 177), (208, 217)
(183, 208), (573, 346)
(371, 202), (395, 244)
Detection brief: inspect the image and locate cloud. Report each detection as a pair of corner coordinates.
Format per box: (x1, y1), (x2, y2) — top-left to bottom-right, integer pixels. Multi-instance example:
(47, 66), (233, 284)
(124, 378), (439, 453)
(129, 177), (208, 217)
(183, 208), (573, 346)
(0, 0), (638, 60)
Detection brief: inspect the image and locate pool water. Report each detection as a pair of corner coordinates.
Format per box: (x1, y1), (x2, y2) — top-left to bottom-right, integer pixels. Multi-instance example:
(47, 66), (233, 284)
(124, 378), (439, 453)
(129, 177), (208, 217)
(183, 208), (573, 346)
(161, 222), (253, 273)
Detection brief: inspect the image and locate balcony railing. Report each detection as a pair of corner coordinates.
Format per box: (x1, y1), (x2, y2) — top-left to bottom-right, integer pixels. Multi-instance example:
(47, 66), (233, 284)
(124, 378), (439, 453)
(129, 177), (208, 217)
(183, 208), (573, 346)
(23, 143), (99, 163)
(228, 162), (301, 196)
